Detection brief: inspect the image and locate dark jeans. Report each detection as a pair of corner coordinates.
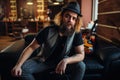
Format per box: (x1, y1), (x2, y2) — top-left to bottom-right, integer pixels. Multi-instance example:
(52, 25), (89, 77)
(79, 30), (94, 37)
(21, 58), (86, 80)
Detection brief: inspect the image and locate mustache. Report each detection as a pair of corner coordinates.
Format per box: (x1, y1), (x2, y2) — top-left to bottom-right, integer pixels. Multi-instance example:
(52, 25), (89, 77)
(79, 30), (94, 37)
(59, 23), (74, 36)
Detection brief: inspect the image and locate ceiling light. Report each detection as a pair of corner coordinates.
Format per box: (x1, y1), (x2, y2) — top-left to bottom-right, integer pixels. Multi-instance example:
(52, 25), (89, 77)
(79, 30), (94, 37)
(27, 0), (33, 5)
(27, 2), (33, 5)
(53, 2), (60, 5)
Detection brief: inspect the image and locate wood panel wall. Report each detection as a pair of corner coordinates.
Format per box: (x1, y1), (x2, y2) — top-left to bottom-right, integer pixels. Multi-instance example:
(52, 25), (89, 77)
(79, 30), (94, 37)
(97, 0), (120, 46)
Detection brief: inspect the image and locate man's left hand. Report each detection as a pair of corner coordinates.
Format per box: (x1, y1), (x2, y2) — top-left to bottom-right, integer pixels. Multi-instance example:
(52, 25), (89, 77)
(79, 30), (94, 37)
(55, 58), (68, 75)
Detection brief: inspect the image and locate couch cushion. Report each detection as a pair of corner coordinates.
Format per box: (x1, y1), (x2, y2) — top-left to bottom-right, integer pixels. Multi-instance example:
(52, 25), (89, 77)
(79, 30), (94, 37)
(83, 56), (104, 80)
(84, 57), (104, 74)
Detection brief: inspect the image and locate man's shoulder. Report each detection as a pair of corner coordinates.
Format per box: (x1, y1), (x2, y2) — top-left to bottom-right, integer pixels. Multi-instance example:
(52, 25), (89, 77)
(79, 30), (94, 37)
(75, 32), (82, 36)
(74, 32), (82, 40)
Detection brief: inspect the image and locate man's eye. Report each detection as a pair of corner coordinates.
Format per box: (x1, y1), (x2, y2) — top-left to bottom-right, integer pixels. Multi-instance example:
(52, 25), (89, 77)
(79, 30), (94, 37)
(64, 14), (77, 21)
(73, 17), (77, 21)
(65, 14), (70, 18)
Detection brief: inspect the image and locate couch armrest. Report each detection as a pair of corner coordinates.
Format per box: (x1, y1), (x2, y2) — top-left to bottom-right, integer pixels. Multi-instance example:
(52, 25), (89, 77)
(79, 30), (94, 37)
(0, 39), (26, 74)
(99, 47), (120, 63)
(0, 39), (26, 64)
(0, 39), (26, 80)
(0, 39), (26, 54)
(98, 46), (120, 73)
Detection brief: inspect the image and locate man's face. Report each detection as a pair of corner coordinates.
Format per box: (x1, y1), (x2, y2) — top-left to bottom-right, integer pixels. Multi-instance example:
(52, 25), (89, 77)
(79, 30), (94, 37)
(62, 10), (78, 29)
(60, 10), (78, 36)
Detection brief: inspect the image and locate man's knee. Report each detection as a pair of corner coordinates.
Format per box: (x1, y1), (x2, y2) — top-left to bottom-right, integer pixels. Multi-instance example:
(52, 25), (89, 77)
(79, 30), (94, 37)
(74, 61), (86, 72)
(22, 64), (30, 73)
(78, 61), (86, 70)
(21, 61), (33, 74)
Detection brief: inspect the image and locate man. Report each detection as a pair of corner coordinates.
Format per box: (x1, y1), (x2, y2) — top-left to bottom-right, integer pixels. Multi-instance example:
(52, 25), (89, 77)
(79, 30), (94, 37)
(11, 1), (86, 80)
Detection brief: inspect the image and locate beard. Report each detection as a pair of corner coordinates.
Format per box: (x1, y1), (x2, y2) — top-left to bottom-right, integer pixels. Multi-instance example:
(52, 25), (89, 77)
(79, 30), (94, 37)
(59, 23), (75, 36)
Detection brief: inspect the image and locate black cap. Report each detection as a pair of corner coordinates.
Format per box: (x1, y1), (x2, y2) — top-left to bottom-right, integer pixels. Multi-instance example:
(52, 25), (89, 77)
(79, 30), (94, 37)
(62, 1), (82, 16)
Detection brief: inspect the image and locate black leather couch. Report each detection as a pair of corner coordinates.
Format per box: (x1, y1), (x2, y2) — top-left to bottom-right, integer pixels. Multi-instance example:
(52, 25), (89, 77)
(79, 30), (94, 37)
(0, 34), (120, 80)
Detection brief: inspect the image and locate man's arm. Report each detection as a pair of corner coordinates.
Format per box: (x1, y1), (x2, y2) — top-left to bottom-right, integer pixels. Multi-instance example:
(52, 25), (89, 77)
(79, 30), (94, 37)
(11, 39), (40, 76)
(56, 44), (85, 74)
(15, 38), (40, 67)
(65, 44), (85, 64)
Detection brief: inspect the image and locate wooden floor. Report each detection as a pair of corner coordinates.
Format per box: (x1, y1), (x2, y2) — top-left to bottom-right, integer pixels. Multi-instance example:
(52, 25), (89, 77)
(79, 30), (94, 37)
(0, 36), (16, 51)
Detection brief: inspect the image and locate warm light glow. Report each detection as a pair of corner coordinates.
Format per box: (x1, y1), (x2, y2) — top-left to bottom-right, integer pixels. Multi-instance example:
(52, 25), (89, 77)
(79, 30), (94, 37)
(27, 2), (33, 5)
(53, 2), (60, 5)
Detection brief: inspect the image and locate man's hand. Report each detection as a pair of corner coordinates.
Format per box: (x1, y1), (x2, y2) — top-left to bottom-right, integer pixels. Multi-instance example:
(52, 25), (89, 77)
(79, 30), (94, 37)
(11, 65), (22, 77)
(55, 58), (68, 75)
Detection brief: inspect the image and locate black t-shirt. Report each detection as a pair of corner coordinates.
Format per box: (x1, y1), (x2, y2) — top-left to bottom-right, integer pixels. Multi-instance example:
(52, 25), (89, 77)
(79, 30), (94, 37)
(35, 26), (83, 64)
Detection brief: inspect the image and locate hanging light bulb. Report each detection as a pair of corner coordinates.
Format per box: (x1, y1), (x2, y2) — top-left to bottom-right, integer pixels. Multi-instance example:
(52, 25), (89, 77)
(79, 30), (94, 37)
(53, 2), (60, 5)
(27, 0), (33, 5)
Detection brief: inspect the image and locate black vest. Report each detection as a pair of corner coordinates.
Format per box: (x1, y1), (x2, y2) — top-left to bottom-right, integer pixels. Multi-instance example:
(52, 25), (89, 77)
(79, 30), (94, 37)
(37, 27), (75, 62)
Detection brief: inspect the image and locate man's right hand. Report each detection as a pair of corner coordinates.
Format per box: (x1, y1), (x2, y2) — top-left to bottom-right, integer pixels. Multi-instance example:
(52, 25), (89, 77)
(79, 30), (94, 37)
(11, 65), (22, 77)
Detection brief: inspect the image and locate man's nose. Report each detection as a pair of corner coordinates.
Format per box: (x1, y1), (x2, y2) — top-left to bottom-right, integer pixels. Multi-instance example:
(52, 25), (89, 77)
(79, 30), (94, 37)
(68, 17), (73, 22)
